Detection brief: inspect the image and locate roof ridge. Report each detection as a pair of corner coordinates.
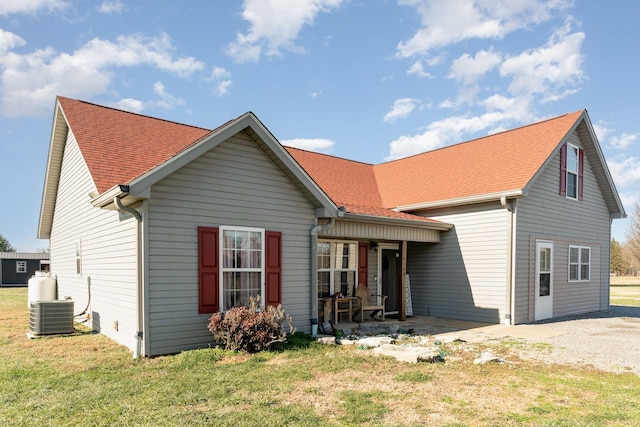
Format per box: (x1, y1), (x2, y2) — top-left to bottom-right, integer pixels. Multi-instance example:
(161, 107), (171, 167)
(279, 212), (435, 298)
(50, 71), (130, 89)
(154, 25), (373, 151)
(57, 96), (214, 132)
(285, 146), (374, 166)
(380, 110), (585, 165)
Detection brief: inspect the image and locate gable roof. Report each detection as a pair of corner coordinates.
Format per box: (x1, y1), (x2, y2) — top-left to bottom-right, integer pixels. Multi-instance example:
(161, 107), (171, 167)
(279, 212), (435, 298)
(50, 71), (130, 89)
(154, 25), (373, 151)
(38, 97), (340, 238)
(288, 110), (625, 218)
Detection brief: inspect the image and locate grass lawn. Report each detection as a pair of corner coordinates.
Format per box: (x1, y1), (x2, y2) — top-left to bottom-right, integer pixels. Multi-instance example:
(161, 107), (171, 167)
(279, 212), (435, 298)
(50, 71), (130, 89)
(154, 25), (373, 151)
(2, 287), (640, 426)
(611, 276), (640, 306)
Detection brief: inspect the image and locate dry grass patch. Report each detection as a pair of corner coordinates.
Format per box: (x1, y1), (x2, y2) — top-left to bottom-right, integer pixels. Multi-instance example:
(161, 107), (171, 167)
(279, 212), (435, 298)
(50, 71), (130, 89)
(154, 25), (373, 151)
(2, 287), (640, 426)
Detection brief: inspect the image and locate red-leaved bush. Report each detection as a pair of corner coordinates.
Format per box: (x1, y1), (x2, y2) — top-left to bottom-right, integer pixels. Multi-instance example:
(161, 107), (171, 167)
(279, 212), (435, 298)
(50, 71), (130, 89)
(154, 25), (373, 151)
(207, 296), (296, 353)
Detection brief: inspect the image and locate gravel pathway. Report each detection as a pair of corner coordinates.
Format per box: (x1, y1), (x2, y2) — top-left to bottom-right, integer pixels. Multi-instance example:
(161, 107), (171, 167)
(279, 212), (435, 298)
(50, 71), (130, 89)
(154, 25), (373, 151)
(519, 305), (640, 375)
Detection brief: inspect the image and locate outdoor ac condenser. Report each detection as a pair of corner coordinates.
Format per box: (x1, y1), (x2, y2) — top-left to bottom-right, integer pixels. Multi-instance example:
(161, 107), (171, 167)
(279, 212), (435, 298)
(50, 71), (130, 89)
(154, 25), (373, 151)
(29, 300), (74, 335)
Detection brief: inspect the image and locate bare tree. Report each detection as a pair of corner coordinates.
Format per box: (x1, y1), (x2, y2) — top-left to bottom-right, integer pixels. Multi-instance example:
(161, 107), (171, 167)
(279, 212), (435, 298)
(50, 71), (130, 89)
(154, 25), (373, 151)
(624, 202), (640, 276)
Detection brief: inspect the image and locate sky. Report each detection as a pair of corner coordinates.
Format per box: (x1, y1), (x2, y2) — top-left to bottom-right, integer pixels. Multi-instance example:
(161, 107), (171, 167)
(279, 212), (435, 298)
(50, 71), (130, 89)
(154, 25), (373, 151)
(0, 0), (639, 252)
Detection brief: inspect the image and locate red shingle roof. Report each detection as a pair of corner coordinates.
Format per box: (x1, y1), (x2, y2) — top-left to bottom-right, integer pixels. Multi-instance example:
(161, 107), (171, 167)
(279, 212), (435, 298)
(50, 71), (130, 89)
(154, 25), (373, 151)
(57, 96), (585, 222)
(58, 97), (213, 194)
(288, 111), (584, 210)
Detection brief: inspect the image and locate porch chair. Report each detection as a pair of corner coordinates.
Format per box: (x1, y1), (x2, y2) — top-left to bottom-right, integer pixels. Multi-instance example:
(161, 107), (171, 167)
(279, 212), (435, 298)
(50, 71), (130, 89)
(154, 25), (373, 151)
(354, 284), (387, 322)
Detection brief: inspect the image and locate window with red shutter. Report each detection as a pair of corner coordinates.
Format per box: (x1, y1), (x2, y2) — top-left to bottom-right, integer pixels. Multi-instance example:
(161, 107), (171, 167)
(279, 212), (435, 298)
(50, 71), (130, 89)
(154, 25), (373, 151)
(198, 226), (282, 312)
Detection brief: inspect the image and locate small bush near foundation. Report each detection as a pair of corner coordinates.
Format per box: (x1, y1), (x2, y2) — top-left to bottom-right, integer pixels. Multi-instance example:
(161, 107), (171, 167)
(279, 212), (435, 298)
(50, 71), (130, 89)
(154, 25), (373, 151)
(207, 296), (296, 353)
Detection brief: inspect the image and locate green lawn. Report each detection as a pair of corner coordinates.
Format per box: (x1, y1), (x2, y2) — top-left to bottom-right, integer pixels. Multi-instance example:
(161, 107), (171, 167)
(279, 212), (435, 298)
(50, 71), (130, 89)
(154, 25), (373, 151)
(2, 287), (640, 426)
(611, 276), (640, 306)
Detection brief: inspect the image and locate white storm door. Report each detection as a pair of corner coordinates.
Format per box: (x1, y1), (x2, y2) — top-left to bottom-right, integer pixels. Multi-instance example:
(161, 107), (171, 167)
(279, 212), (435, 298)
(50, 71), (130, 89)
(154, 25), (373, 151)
(535, 241), (553, 321)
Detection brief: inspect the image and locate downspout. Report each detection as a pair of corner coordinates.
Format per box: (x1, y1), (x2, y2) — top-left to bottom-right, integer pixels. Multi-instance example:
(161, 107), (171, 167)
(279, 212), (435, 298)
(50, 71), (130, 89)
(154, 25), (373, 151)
(114, 196), (143, 358)
(310, 211), (342, 333)
(500, 196), (514, 326)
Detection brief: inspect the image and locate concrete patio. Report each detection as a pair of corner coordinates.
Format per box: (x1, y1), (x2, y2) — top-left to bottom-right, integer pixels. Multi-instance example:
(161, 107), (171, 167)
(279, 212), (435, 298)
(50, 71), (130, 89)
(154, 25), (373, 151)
(332, 315), (567, 343)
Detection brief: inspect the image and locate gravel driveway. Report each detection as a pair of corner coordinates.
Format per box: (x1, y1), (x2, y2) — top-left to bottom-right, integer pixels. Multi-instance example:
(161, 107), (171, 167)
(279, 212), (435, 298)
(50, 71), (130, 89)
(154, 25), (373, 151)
(521, 305), (640, 375)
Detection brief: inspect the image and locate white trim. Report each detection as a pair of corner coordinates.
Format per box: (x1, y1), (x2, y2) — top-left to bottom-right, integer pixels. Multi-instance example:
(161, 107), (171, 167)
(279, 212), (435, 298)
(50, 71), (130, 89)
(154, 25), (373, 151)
(219, 226), (265, 310)
(394, 190), (524, 212)
(16, 261), (27, 273)
(568, 245), (591, 282)
(535, 240), (554, 321)
(317, 239), (358, 297)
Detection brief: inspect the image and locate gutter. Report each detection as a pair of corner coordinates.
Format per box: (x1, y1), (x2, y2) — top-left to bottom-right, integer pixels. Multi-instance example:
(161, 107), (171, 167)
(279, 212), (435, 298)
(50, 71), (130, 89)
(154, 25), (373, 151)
(114, 195), (144, 358)
(395, 190), (524, 212)
(500, 196), (515, 326)
(309, 208), (344, 333)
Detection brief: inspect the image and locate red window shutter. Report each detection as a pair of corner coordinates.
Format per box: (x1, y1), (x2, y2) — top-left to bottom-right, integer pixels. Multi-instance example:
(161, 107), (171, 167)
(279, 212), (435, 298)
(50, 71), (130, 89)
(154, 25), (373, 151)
(358, 242), (368, 288)
(559, 142), (567, 196)
(264, 231), (282, 307)
(198, 227), (219, 314)
(578, 148), (584, 200)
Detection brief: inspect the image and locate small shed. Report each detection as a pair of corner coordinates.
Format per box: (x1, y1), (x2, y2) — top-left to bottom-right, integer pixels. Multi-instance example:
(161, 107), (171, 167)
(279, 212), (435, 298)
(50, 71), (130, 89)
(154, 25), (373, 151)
(0, 252), (50, 286)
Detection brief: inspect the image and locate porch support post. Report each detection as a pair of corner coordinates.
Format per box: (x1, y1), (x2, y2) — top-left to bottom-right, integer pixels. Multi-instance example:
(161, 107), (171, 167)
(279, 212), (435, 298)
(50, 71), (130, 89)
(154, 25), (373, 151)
(399, 240), (407, 321)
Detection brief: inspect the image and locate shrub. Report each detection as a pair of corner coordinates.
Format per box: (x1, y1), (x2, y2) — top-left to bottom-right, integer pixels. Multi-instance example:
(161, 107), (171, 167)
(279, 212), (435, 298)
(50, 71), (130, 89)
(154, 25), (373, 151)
(207, 296), (296, 353)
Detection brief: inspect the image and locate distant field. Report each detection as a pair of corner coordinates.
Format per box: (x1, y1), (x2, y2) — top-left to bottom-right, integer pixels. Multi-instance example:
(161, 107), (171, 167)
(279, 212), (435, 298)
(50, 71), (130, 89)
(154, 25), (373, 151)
(611, 276), (640, 306)
(611, 276), (640, 286)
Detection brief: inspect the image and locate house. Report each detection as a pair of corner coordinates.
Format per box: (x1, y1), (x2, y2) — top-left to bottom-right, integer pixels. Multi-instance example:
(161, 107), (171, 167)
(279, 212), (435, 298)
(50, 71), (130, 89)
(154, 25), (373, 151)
(0, 252), (49, 286)
(38, 97), (625, 356)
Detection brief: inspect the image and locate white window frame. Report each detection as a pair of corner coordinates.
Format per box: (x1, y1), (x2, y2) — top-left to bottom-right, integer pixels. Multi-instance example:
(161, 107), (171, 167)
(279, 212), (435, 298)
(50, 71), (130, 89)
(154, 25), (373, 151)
(316, 240), (358, 297)
(219, 226), (265, 310)
(16, 261), (27, 273)
(569, 245), (590, 282)
(566, 143), (579, 199)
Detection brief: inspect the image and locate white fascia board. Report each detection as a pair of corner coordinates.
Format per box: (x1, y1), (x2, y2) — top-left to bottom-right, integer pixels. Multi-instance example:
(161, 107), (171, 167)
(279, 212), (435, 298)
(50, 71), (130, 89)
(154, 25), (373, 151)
(394, 190), (524, 212)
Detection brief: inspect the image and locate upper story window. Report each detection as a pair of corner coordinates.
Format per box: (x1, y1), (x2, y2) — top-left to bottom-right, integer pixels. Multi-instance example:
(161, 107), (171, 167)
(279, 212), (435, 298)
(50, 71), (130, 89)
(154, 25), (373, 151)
(560, 142), (584, 200)
(16, 261), (27, 273)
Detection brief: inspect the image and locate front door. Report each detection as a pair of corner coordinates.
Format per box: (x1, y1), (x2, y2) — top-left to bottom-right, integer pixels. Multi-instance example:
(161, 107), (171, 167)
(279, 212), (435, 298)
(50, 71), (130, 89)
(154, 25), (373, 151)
(535, 241), (554, 320)
(379, 247), (400, 314)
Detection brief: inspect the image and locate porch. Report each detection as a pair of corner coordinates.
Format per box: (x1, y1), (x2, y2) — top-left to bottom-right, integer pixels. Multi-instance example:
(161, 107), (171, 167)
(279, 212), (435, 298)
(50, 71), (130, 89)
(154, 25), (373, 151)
(327, 315), (565, 343)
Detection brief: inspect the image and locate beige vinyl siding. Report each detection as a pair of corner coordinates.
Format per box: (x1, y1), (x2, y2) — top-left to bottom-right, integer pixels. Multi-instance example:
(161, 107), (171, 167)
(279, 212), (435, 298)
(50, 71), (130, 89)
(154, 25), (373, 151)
(514, 128), (611, 323)
(146, 131), (316, 356)
(49, 132), (138, 351)
(408, 202), (508, 323)
(320, 220), (440, 242)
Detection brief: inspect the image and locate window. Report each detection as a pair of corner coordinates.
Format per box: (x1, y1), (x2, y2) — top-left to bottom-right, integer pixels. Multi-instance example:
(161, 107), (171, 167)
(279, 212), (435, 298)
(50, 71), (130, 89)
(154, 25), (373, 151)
(198, 226), (281, 313)
(560, 142), (584, 200)
(316, 240), (357, 297)
(569, 246), (590, 281)
(221, 227), (264, 309)
(16, 261), (27, 273)
(566, 145), (578, 198)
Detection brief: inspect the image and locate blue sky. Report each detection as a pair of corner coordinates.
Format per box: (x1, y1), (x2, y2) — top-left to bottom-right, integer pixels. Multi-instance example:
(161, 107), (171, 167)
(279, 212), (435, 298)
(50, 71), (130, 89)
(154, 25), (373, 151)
(1, 0), (638, 252)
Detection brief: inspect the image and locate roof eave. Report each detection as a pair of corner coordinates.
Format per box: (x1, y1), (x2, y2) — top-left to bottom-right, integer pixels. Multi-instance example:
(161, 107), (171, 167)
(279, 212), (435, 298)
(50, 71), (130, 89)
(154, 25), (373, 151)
(394, 190), (524, 212)
(342, 212), (453, 230)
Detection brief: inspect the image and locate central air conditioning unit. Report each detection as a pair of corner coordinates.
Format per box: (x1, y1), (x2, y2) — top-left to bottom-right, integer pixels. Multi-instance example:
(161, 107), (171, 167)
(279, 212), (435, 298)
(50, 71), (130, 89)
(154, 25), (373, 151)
(29, 300), (74, 335)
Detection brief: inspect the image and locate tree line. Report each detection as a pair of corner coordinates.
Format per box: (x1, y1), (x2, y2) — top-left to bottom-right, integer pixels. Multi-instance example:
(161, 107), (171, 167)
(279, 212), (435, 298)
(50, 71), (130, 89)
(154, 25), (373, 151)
(611, 203), (640, 276)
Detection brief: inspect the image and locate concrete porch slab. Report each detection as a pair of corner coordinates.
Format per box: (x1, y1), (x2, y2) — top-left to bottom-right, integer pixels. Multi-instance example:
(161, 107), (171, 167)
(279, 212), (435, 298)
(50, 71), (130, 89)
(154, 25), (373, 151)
(334, 315), (567, 343)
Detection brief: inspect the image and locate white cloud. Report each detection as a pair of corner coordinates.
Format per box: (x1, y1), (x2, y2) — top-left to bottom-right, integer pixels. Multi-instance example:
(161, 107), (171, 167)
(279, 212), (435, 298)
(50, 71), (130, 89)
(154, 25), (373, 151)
(208, 66), (232, 96)
(610, 133), (638, 150)
(383, 98), (420, 123)
(152, 81), (185, 109)
(407, 61), (433, 78)
(111, 98), (144, 113)
(0, 0), (67, 16)
(0, 29), (26, 54)
(500, 25), (585, 99)
(607, 156), (640, 188)
(396, 0), (571, 58)
(98, 0), (125, 14)
(386, 108), (529, 160)
(226, 0), (345, 63)
(281, 137), (335, 153)
(449, 49), (501, 85)
(0, 33), (204, 117)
